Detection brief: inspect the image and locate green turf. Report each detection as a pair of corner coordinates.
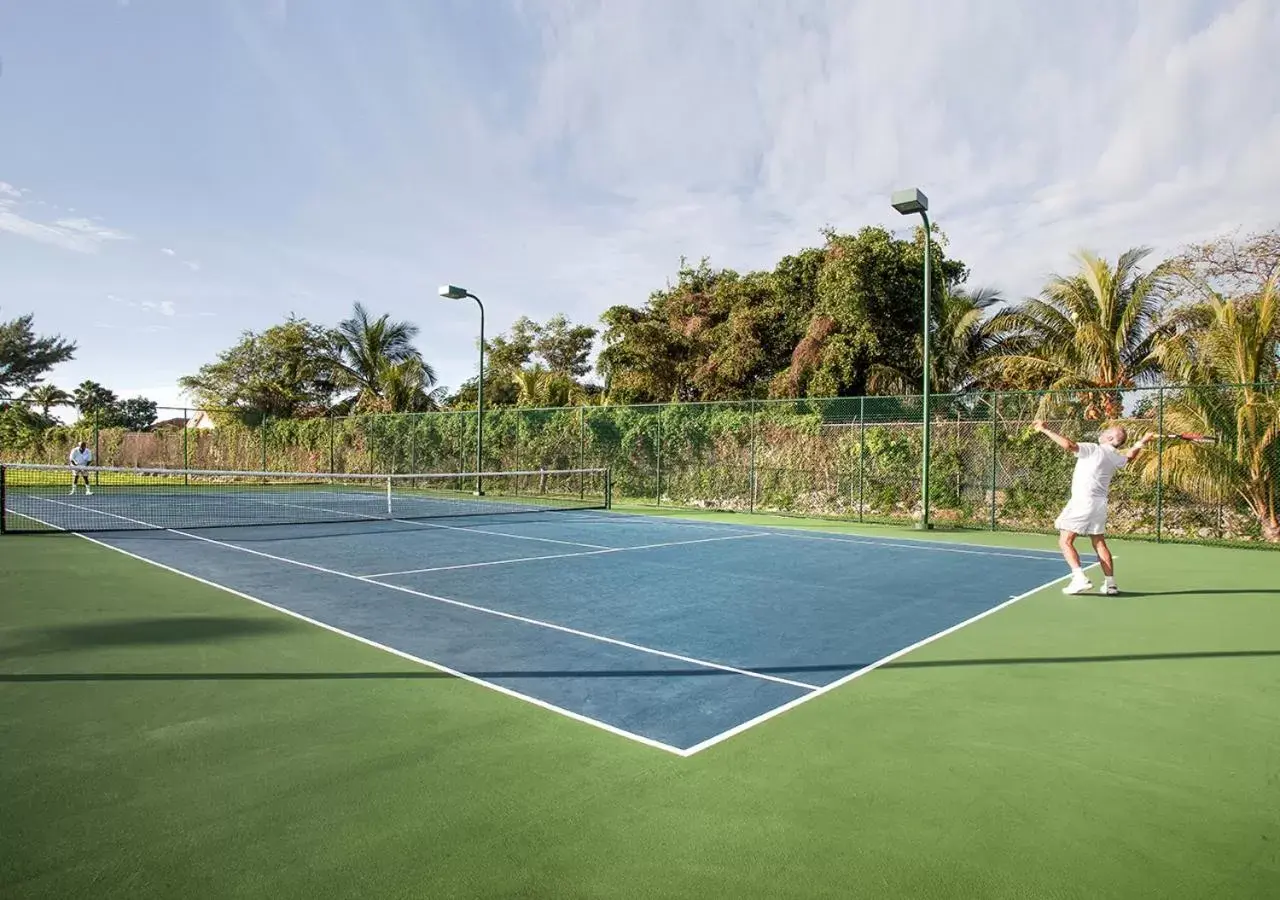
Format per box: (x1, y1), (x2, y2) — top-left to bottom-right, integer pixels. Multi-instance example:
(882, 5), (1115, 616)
(2, 515), (1278, 899)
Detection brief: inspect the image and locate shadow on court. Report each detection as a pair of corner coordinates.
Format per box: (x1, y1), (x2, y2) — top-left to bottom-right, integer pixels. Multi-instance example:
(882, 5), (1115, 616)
(3, 649), (1278, 683)
(3, 616), (293, 656)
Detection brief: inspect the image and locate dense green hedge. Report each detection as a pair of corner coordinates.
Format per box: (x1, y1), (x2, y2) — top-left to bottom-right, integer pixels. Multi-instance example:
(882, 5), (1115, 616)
(3, 387), (1275, 545)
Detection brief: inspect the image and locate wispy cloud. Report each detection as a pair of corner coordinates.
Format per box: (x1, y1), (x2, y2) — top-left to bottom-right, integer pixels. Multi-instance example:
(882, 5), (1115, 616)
(0, 184), (133, 253)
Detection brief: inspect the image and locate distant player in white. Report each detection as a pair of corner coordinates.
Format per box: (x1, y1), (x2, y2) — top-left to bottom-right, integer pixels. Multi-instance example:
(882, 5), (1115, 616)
(69, 441), (94, 495)
(1033, 421), (1155, 595)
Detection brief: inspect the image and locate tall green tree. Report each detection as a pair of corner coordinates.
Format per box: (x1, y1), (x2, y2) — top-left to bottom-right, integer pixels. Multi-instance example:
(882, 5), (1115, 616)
(0, 312), (76, 399)
(987, 247), (1170, 418)
(452, 313), (597, 408)
(329, 302), (435, 411)
(73, 380), (118, 421)
(115, 397), (160, 431)
(21, 383), (72, 418)
(1140, 231), (1280, 541)
(867, 285), (1008, 395)
(179, 317), (341, 423)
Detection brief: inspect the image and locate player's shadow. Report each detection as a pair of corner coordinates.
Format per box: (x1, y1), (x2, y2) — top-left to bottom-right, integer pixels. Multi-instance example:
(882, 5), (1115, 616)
(4, 616), (292, 657)
(1116, 589), (1280, 597)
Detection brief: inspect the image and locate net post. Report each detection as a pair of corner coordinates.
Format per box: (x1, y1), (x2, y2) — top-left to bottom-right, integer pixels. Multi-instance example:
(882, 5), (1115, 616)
(989, 392), (998, 531)
(386, 474), (393, 517)
(1156, 387), (1165, 542)
(183, 408), (190, 486)
(0, 464), (7, 534)
(93, 408), (100, 487)
(605, 467), (612, 510)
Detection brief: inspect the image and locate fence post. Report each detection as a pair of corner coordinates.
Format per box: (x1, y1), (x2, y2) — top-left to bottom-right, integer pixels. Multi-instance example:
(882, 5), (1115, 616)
(1156, 387), (1165, 542)
(183, 407), (190, 484)
(749, 400), (757, 513)
(93, 408), (100, 486)
(655, 417), (662, 507)
(857, 396), (866, 523)
(579, 405), (586, 499)
(990, 392), (998, 530)
(329, 416), (336, 474)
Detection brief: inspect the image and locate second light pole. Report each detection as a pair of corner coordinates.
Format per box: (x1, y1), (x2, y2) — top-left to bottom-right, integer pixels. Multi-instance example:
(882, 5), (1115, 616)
(439, 284), (485, 495)
(891, 187), (933, 530)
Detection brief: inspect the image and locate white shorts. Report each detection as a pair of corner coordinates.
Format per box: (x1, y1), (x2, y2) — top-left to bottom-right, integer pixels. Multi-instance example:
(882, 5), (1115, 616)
(1054, 499), (1108, 535)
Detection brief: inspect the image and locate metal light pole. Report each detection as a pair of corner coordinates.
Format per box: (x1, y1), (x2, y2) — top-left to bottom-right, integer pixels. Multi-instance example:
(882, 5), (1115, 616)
(439, 284), (485, 495)
(891, 187), (933, 530)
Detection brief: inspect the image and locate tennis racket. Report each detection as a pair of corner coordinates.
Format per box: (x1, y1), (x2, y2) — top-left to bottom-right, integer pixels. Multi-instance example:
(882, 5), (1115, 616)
(1160, 432), (1218, 444)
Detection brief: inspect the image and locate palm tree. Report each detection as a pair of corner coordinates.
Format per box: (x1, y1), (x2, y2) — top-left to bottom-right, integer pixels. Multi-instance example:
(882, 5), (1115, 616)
(512, 364), (585, 408)
(1140, 274), (1279, 541)
(329, 302), (435, 408)
(988, 247), (1170, 419)
(374, 357), (447, 413)
(22, 383), (72, 418)
(868, 285), (1009, 395)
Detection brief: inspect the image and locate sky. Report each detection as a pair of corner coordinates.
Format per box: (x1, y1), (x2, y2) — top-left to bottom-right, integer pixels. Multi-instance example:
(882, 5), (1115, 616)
(2, 0), (1278, 419)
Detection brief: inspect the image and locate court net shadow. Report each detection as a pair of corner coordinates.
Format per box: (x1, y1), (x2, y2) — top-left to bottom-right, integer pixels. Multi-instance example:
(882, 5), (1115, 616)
(3, 649), (1277, 684)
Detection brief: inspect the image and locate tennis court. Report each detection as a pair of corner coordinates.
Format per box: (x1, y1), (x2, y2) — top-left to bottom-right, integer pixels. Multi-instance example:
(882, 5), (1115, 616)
(4, 463), (1277, 899)
(2, 463), (1090, 754)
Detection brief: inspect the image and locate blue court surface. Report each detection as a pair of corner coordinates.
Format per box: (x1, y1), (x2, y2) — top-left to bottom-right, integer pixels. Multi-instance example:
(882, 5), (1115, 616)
(53, 508), (1087, 756)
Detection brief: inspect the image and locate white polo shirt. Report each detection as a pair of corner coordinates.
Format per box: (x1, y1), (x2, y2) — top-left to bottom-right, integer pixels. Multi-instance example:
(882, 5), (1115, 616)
(69, 446), (93, 467)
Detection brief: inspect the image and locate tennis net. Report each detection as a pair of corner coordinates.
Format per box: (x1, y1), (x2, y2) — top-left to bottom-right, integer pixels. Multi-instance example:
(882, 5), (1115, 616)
(0, 463), (611, 534)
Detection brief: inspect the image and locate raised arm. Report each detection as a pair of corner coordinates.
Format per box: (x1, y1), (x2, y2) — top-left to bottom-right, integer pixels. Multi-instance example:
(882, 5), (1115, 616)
(1123, 432), (1158, 461)
(1032, 420), (1078, 454)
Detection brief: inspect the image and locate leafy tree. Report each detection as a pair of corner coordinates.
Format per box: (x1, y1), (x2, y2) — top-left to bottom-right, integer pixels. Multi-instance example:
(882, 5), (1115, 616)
(329, 302), (432, 410)
(114, 396), (159, 431)
(179, 317), (341, 423)
(369, 357), (447, 413)
(776, 226), (965, 399)
(452, 313), (597, 408)
(1140, 234), (1279, 541)
(867, 284), (1008, 395)
(21, 383), (72, 418)
(0, 312), (76, 399)
(73, 380), (118, 421)
(534, 314), (597, 378)
(511, 364), (584, 408)
(986, 247), (1171, 419)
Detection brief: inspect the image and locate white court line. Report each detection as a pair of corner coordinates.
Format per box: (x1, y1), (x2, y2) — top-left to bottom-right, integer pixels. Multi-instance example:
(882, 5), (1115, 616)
(13, 511), (688, 757)
(362, 532), (771, 578)
(568, 510), (1070, 561)
(676, 559), (1105, 757)
(37, 498), (820, 693)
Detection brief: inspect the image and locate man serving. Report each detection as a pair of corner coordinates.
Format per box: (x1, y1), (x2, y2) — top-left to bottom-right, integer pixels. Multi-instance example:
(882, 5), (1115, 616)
(1032, 421), (1155, 595)
(69, 440), (94, 495)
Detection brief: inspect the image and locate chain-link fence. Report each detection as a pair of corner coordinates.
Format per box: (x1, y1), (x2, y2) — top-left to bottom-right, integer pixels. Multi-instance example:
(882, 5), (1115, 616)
(3, 384), (1276, 546)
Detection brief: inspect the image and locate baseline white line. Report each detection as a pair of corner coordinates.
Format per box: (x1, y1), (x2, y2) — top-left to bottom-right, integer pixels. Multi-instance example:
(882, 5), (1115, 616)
(38, 498), (819, 692)
(569, 510), (1071, 560)
(676, 560), (1105, 757)
(362, 532), (771, 578)
(29, 528), (688, 757)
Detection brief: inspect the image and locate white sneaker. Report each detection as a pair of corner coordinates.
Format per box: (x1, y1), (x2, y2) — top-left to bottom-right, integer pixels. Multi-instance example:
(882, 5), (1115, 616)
(1062, 574), (1093, 595)
(1102, 584), (1119, 595)
(69, 488), (76, 495)
(85, 488), (93, 495)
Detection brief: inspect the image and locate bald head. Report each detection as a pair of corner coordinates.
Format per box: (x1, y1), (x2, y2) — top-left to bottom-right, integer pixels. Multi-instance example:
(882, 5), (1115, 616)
(1099, 425), (1127, 448)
